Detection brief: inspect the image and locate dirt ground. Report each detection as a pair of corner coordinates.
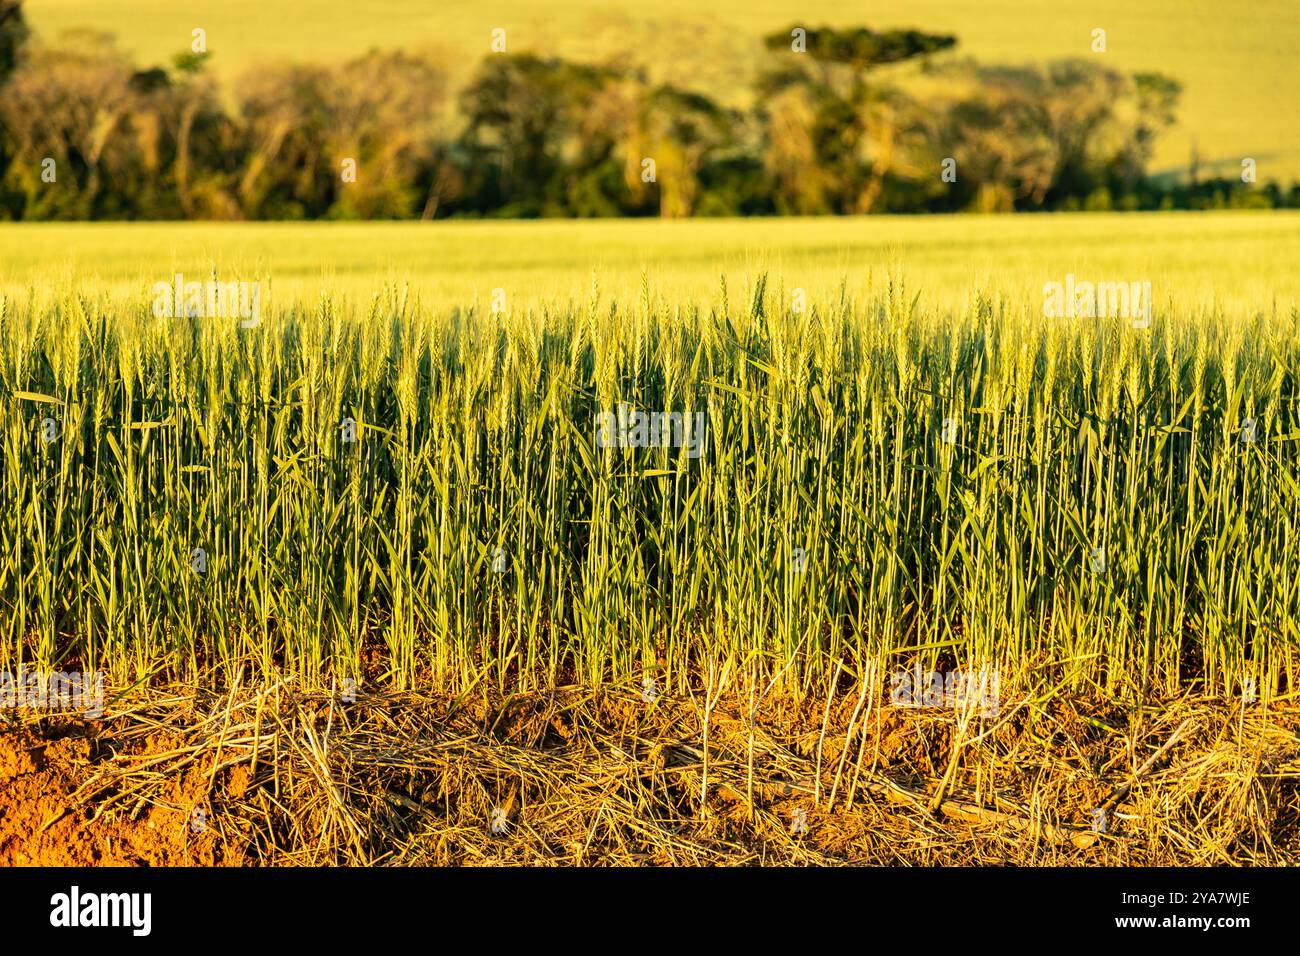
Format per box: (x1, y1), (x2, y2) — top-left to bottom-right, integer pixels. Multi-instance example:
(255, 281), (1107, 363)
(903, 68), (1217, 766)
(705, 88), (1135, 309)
(3, 679), (1299, 866)
(0, 721), (227, 865)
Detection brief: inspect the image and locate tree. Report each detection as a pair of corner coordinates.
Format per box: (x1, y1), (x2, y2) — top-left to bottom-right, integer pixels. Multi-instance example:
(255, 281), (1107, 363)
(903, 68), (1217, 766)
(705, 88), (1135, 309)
(325, 51), (450, 219)
(928, 63), (1057, 210)
(756, 26), (956, 214)
(0, 32), (140, 218)
(0, 0), (28, 81)
(458, 54), (627, 217)
(763, 27), (956, 70)
(1122, 73), (1181, 190)
(628, 86), (739, 218)
(236, 63), (335, 218)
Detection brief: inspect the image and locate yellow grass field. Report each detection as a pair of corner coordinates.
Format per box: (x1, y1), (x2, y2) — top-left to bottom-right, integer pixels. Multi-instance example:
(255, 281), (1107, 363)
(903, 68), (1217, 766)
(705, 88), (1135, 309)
(3, 212), (1299, 312)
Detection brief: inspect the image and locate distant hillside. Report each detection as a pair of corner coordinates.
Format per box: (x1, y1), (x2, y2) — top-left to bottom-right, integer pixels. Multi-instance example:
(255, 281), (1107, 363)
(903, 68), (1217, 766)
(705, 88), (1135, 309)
(25, 0), (1300, 181)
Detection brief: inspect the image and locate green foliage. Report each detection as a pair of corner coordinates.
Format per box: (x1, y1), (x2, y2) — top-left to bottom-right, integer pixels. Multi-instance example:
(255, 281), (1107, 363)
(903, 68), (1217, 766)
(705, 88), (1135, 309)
(764, 25), (956, 67)
(171, 49), (210, 74)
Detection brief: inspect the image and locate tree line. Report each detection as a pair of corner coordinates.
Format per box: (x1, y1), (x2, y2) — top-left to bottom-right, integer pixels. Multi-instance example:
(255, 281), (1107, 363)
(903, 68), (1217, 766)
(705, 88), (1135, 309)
(0, 3), (1294, 221)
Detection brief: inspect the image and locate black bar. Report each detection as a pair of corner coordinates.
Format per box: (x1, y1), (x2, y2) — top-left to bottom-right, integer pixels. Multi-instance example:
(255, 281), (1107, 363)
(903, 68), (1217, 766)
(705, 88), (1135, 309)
(0, 866), (1275, 942)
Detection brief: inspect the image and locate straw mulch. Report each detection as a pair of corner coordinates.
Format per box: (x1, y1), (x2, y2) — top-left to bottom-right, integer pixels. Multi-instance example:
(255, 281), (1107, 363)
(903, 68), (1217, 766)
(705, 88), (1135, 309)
(3, 677), (1298, 865)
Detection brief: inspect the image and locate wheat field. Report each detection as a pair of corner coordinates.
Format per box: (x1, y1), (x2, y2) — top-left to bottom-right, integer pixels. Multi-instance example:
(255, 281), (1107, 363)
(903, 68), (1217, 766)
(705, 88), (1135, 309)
(1, 213), (1297, 702)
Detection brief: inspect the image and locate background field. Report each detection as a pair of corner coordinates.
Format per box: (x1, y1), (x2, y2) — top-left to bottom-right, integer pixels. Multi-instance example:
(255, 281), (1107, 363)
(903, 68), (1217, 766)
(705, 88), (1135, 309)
(3, 212), (1300, 313)
(26, 0), (1300, 182)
